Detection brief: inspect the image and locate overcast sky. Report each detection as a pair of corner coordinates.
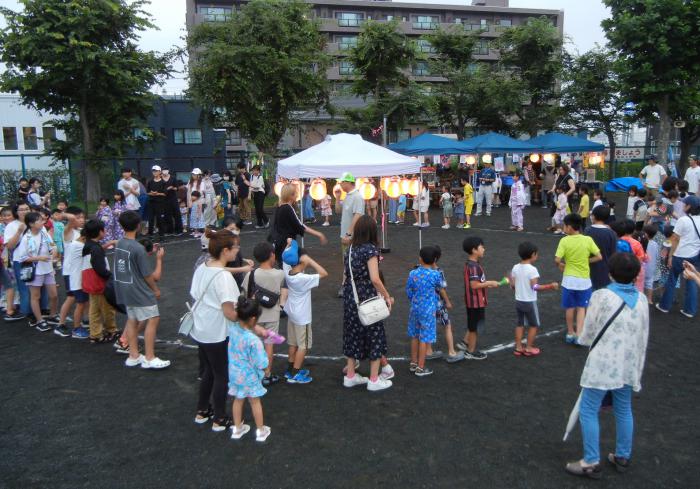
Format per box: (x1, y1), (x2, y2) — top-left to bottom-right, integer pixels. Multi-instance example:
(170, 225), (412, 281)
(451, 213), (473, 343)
(1, 0), (610, 93)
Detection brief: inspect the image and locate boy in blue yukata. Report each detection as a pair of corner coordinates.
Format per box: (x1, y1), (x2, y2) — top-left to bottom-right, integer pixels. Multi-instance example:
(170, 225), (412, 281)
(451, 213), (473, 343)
(406, 245), (444, 377)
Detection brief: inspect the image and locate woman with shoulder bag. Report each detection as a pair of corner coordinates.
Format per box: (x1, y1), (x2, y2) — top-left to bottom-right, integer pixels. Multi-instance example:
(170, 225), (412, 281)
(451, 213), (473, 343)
(342, 215), (395, 392)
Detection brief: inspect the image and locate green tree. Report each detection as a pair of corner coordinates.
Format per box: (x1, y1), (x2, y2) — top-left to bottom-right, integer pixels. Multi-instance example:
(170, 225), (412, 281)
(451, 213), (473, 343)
(187, 0), (330, 155)
(0, 0), (174, 200)
(603, 0), (700, 169)
(561, 48), (626, 179)
(496, 16), (564, 137)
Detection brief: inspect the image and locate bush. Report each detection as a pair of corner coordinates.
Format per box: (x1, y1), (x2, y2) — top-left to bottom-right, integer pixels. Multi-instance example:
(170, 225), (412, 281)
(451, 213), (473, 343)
(614, 161), (644, 177)
(0, 167), (71, 204)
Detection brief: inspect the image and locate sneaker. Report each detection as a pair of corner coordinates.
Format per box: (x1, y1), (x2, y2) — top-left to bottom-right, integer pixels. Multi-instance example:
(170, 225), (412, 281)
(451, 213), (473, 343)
(412, 222), (421, 227)
(409, 362), (418, 372)
(486, 213), (491, 217)
(464, 349), (487, 360)
(255, 425), (272, 442)
(474, 213), (482, 217)
(264, 331), (285, 345)
(230, 423), (250, 440)
(287, 371), (312, 384)
(565, 334), (577, 344)
(141, 357), (171, 369)
(35, 320), (51, 332)
(414, 366), (434, 377)
(426, 350), (443, 360)
(262, 375), (280, 387)
(113, 339), (130, 355)
(255, 225), (264, 229)
(380, 364), (395, 381)
(212, 417), (231, 432)
(194, 407), (213, 424)
(53, 324), (71, 337)
(44, 314), (61, 324)
(445, 351), (465, 363)
(264, 222), (270, 228)
(337, 286), (344, 298)
(71, 326), (89, 339)
(655, 303), (669, 313)
(125, 354), (145, 367)
(343, 373), (368, 388)
(464, 224), (471, 229)
(456, 340), (468, 352)
(680, 309), (694, 318)
(421, 223), (430, 228)
(367, 377), (392, 391)
(243, 221), (253, 226)
(342, 359), (360, 375)
(3, 311), (25, 322)
(322, 222), (330, 227)
(441, 224), (450, 229)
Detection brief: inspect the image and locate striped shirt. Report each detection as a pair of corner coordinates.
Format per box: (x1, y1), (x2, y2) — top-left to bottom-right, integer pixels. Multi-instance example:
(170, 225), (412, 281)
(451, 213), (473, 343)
(464, 260), (487, 309)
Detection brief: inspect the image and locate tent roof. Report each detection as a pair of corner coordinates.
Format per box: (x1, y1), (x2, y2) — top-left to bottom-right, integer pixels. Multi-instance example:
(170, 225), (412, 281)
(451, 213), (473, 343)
(388, 133), (474, 155)
(277, 133), (422, 179)
(461, 132), (538, 153)
(529, 132), (605, 153)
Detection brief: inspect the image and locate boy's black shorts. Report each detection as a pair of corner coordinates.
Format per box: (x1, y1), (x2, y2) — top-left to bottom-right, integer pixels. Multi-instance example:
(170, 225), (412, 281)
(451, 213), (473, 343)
(466, 307), (486, 333)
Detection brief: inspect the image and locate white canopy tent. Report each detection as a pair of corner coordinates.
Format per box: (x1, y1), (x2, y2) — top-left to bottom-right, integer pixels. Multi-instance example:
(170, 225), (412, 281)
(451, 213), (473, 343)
(276, 133), (425, 249)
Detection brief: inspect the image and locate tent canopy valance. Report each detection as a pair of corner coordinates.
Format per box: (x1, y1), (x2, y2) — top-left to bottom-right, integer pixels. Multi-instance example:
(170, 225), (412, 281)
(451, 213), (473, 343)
(528, 132), (605, 153)
(388, 133), (474, 155)
(461, 132), (539, 153)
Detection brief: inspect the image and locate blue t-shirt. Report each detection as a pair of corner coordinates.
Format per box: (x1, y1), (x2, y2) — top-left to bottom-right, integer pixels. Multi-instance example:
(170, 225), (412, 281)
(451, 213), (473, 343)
(480, 167), (496, 186)
(398, 195), (407, 212)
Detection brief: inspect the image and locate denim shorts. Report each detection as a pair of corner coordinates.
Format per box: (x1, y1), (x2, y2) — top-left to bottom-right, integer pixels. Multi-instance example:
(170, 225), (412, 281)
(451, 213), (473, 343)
(561, 287), (593, 309)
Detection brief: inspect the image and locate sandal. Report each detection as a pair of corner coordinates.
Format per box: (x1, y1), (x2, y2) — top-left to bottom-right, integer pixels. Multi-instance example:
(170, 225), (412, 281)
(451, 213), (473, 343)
(513, 349), (524, 357)
(89, 336), (111, 344)
(522, 347), (541, 357)
(565, 460), (602, 479)
(607, 453), (630, 473)
(103, 331), (120, 342)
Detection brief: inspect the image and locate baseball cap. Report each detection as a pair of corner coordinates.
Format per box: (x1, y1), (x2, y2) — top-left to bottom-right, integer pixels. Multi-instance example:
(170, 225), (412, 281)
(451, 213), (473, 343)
(336, 172), (356, 183)
(281, 239), (299, 266)
(645, 154), (657, 161)
(683, 195), (700, 208)
(191, 168), (203, 175)
(151, 165), (161, 171)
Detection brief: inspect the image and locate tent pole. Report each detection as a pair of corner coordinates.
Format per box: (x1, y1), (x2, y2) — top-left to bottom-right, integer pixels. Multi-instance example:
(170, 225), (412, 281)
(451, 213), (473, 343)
(419, 171), (423, 250)
(299, 180), (305, 248)
(380, 185), (390, 253)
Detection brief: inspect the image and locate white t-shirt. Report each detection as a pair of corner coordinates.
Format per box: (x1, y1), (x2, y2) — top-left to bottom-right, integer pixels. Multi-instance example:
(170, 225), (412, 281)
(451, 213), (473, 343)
(640, 164), (667, 189)
(68, 240), (85, 290)
(118, 178), (141, 210)
(62, 229), (81, 276)
(189, 264), (240, 344)
(685, 166), (700, 194)
(3, 220), (23, 262)
(15, 231), (54, 275)
(511, 263), (539, 302)
(412, 188), (430, 213)
(672, 215), (700, 258)
(283, 263), (319, 325)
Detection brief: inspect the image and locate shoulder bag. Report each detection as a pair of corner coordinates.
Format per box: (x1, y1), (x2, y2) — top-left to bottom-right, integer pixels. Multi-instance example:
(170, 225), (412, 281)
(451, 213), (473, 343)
(348, 245), (390, 326)
(246, 269), (280, 309)
(178, 269), (225, 336)
(588, 299), (626, 408)
(19, 232), (43, 283)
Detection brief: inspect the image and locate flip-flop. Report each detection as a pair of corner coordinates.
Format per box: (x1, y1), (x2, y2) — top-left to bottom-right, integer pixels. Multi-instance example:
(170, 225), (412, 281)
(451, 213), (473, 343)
(513, 349), (524, 356)
(522, 347), (541, 357)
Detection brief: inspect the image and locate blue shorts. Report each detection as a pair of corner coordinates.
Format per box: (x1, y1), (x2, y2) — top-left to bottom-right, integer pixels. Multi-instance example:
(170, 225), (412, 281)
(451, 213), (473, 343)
(64, 275), (89, 304)
(407, 310), (437, 343)
(561, 287), (592, 309)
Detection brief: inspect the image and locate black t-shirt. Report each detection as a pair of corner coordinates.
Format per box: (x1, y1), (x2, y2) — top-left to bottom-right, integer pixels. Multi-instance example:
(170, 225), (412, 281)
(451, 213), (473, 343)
(271, 203), (305, 244)
(161, 176), (179, 202)
(235, 172), (250, 199)
(147, 178), (167, 203)
(584, 225), (617, 289)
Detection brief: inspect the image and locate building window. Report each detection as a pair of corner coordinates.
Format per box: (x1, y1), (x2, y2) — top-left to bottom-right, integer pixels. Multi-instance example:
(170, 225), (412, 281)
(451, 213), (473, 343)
(337, 35), (358, 51)
(42, 126), (56, 151)
(226, 129), (242, 146)
(23, 127), (38, 150)
(473, 39), (489, 55)
(133, 127), (152, 140)
(388, 129), (411, 144)
(2, 127), (18, 150)
(173, 128), (203, 145)
(339, 61), (355, 75)
(386, 15), (393, 21)
(198, 6), (232, 22)
(496, 19), (512, 31)
(417, 39), (435, 53)
(412, 61), (430, 76)
(336, 12), (364, 27)
(413, 15), (439, 30)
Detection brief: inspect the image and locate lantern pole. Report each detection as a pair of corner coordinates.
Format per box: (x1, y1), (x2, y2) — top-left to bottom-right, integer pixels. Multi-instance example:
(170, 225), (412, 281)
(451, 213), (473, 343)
(380, 181), (390, 253)
(299, 179), (304, 248)
(418, 170), (423, 250)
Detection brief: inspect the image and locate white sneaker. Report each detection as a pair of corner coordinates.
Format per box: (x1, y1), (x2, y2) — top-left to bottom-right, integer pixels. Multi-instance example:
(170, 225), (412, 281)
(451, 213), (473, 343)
(125, 354), (145, 367)
(380, 364), (395, 380)
(230, 423), (250, 440)
(322, 222), (330, 227)
(342, 359), (360, 375)
(256, 425), (271, 442)
(343, 373), (368, 388)
(141, 357), (171, 369)
(441, 224), (450, 229)
(367, 377), (392, 391)
(412, 222), (421, 227)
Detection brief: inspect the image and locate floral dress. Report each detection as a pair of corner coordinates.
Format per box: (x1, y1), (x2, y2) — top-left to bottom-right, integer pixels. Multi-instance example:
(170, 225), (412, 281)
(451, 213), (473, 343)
(96, 206), (115, 243)
(111, 201), (126, 241)
(227, 322), (268, 399)
(342, 243), (388, 360)
(189, 200), (205, 230)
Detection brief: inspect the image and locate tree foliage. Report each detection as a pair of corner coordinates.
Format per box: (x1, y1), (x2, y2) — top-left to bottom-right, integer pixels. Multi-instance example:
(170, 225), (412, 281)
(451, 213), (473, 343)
(0, 0), (174, 199)
(561, 48), (626, 178)
(602, 0), (700, 169)
(496, 16), (564, 136)
(187, 0), (330, 154)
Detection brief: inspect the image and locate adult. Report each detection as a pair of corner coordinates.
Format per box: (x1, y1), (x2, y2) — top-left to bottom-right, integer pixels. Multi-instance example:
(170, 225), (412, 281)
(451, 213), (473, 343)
(639, 154), (667, 198)
(190, 229), (241, 431)
(199, 170), (217, 227)
(341, 215), (394, 392)
(235, 163), (252, 225)
(335, 172), (365, 296)
(27, 178), (50, 208)
(146, 165), (167, 238)
(249, 166), (269, 229)
(270, 183), (327, 264)
(551, 163), (576, 199)
(540, 161), (557, 208)
(656, 195), (700, 318)
(565, 253), (649, 479)
(523, 160), (536, 206)
(186, 168), (203, 212)
(684, 155), (700, 195)
(411, 180), (430, 227)
(220, 170), (236, 219)
(2, 201), (30, 321)
(475, 161), (496, 217)
(161, 167), (183, 236)
(117, 168), (141, 212)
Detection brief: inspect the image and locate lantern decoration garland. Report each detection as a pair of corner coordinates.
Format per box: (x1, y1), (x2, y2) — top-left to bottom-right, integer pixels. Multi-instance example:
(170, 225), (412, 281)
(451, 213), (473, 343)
(408, 178), (421, 196)
(309, 178), (327, 201)
(359, 181), (377, 200)
(466, 155), (476, 165)
(273, 181), (285, 198)
(333, 182), (347, 201)
(386, 176), (401, 199)
(380, 176), (391, 192)
(291, 180), (304, 201)
(482, 154), (492, 164)
(400, 177), (412, 195)
(543, 153), (555, 164)
(529, 153), (540, 163)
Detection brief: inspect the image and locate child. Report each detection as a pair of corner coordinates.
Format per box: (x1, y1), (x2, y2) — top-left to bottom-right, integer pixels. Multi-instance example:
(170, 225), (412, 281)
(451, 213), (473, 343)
(453, 190), (465, 228)
(189, 190), (205, 238)
(577, 185), (590, 230)
(457, 236), (500, 359)
(57, 200), (68, 213)
(282, 239), (327, 384)
(591, 189), (604, 212)
(510, 242), (559, 356)
(509, 171), (526, 232)
(669, 190), (684, 226)
(56, 208), (89, 338)
(96, 198), (116, 244)
(17, 177), (30, 202)
(439, 185), (453, 229)
(643, 224), (659, 303)
(111, 191), (126, 241)
(179, 198), (189, 233)
(607, 201), (617, 224)
(633, 188), (648, 229)
(319, 193), (332, 227)
(425, 245), (463, 362)
(228, 296), (271, 442)
(406, 246), (444, 376)
(397, 193), (407, 224)
(619, 219), (648, 292)
(51, 208), (64, 267)
(16, 211), (59, 332)
(114, 210), (170, 369)
(461, 177), (474, 229)
(585, 205), (618, 290)
(242, 242), (288, 386)
(553, 186), (568, 234)
(554, 213), (602, 344)
(81, 219), (118, 343)
(626, 186), (639, 220)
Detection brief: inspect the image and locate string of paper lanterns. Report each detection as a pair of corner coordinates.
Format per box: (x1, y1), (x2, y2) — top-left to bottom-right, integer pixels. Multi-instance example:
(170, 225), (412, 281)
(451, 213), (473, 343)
(274, 176), (421, 202)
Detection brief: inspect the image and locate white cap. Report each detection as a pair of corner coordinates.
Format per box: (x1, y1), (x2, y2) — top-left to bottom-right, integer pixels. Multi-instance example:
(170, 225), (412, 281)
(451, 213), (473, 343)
(151, 165), (161, 171)
(191, 167), (202, 175)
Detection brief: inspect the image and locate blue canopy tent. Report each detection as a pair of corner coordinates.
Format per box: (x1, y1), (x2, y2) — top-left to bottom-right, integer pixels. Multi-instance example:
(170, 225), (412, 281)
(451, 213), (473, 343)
(528, 132), (605, 153)
(605, 177), (644, 193)
(461, 132), (539, 153)
(388, 133), (474, 155)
